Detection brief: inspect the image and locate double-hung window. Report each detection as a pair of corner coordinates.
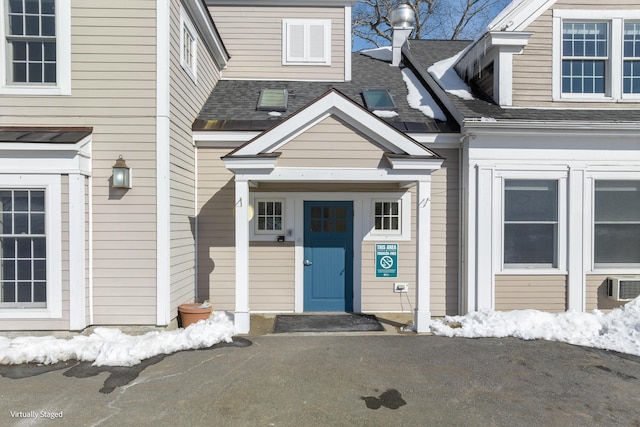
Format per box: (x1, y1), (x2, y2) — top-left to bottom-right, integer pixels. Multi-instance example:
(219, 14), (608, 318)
(554, 11), (640, 100)
(180, 5), (197, 82)
(623, 23), (640, 94)
(2, 0), (70, 94)
(0, 189), (46, 308)
(593, 180), (640, 268)
(503, 180), (558, 267)
(562, 22), (608, 95)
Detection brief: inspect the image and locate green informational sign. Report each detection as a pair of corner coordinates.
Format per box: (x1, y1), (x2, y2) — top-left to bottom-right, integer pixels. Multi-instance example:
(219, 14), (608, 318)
(375, 243), (398, 278)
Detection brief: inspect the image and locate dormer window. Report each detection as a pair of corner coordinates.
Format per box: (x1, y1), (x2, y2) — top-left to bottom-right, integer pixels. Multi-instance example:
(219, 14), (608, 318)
(553, 10), (640, 101)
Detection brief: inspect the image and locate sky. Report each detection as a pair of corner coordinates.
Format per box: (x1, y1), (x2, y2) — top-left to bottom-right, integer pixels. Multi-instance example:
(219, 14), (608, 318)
(0, 298), (638, 367)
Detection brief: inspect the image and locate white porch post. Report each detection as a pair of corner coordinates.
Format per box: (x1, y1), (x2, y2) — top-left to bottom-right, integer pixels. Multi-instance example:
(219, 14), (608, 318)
(414, 179), (432, 333)
(567, 167), (586, 311)
(234, 178), (250, 334)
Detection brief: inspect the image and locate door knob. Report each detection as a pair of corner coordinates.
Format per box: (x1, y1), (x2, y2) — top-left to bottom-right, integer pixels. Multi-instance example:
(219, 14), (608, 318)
(304, 259), (313, 266)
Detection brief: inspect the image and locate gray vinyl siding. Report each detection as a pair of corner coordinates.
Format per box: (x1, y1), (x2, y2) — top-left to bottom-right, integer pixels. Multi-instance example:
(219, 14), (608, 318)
(208, 6), (345, 81)
(168, 0), (223, 319)
(513, 0), (640, 107)
(494, 275), (567, 312)
(0, 0), (159, 325)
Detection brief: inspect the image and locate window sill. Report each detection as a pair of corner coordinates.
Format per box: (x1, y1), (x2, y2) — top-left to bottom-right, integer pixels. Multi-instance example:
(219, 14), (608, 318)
(498, 269), (568, 276)
(0, 308), (59, 319)
(0, 85), (70, 96)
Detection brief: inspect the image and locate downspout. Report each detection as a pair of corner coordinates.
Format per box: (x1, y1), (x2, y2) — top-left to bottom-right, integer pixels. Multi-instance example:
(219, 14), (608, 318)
(89, 175), (94, 324)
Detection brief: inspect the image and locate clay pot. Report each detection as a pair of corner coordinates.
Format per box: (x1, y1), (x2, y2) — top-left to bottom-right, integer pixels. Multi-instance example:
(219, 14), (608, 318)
(178, 303), (213, 328)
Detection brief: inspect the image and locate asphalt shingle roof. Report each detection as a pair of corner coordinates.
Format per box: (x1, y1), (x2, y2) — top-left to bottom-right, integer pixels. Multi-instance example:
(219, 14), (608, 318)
(405, 39), (640, 124)
(194, 52), (458, 133)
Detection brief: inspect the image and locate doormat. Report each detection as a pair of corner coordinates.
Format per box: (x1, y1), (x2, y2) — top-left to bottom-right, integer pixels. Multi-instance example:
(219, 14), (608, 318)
(272, 314), (385, 333)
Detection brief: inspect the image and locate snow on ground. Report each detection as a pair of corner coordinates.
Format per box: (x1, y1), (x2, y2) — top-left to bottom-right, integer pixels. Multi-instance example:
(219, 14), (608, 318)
(428, 50), (476, 101)
(401, 68), (447, 121)
(0, 312), (235, 367)
(429, 296), (640, 357)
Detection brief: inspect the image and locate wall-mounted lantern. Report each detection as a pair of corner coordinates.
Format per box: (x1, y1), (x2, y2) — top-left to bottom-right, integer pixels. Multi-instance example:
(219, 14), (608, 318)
(112, 155), (131, 189)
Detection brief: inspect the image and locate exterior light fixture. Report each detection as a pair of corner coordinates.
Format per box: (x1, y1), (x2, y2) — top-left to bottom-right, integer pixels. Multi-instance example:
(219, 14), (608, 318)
(112, 155), (131, 189)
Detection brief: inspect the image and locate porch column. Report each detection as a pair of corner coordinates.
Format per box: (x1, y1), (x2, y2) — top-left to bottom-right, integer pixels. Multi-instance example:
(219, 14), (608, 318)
(234, 178), (250, 334)
(414, 179), (432, 333)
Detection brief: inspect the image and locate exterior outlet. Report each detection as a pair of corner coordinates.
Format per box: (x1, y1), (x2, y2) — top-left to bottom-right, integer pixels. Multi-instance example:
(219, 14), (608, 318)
(394, 283), (408, 293)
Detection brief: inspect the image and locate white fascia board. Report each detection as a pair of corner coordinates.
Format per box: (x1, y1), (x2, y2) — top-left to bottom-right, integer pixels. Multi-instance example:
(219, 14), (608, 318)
(184, 0), (229, 68)
(222, 156), (278, 171)
(235, 168), (436, 183)
(386, 157), (444, 171)
(489, 0), (558, 32)
(193, 131), (260, 145)
(233, 91), (435, 157)
(464, 120), (640, 136)
(488, 31), (533, 47)
(0, 137), (92, 175)
(408, 133), (462, 145)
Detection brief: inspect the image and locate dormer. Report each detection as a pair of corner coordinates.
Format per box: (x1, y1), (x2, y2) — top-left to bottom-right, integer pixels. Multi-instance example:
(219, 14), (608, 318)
(206, 0), (356, 82)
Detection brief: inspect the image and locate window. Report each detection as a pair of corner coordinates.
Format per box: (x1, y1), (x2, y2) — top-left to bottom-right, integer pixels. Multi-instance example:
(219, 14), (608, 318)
(256, 200), (283, 234)
(282, 19), (331, 65)
(1, 0), (69, 94)
(554, 11), (640, 101)
(362, 90), (397, 111)
(623, 23), (640, 94)
(594, 180), (640, 267)
(0, 189), (46, 308)
(503, 180), (558, 267)
(562, 22), (608, 94)
(180, 6), (198, 82)
(257, 88), (288, 111)
(374, 201), (400, 233)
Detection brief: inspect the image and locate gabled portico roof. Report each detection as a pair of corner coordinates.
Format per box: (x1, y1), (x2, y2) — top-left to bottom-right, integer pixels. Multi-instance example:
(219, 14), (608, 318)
(224, 89), (441, 165)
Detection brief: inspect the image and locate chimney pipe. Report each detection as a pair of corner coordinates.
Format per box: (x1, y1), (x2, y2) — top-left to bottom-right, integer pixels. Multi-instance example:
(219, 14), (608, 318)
(391, 4), (416, 66)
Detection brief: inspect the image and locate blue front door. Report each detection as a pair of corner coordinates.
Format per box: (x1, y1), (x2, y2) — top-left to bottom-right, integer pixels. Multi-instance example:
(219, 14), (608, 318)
(303, 201), (353, 311)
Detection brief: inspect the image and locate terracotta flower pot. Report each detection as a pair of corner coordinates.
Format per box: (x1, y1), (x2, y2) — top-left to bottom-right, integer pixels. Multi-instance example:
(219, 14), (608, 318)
(178, 303), (213, 328)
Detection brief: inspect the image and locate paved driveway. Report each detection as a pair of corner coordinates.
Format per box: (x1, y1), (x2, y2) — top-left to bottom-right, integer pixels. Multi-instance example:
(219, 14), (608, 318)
(1, 335), (639, 426)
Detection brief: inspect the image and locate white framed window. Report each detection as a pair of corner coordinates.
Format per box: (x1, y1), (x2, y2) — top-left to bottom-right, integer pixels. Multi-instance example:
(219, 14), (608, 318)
(0, 174), (61, 318)
(503, 179), (559, 268)
(255, 199), (284, 235)
(553, 10), (640, 101)
(373, 200), (401, 234)
(0, 0), (70, 95)
(282, 19), (331, 65)
(593, 180), (640, 268)
(180, 5), (198, 82)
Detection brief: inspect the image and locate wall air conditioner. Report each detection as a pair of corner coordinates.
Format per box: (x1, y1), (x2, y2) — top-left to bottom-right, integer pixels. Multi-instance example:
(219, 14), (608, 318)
(607, 277), (640, 301)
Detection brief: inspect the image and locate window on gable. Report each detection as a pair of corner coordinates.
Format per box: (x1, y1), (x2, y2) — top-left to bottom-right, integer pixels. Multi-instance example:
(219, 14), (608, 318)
(594, 180), (640, 267)
(562, 22), (608, 95)
(180, 6), (198, 82)
(283, 19), (331, 65)
(0, 189), (47, 308)
(503, 180), (558, 267)
(6, 0), (56, 85)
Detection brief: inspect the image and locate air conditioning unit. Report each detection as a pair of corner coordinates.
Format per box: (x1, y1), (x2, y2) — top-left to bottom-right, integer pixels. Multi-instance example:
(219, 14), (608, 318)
(607, 277), (640, 301)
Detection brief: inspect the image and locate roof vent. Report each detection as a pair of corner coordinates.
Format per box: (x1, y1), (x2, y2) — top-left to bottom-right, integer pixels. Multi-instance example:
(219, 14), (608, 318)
(391, 4), (415, 67)
(390, 3), (416, 29)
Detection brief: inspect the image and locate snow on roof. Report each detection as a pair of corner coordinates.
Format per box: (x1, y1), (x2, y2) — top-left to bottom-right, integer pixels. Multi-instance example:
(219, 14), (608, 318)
(427, 49), (476, 101)
(401, 68), (446, 121)
(360, 46), (393, 63)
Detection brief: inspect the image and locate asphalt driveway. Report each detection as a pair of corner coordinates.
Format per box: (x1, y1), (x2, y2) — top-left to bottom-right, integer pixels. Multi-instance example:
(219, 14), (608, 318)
(0, 335), (639, 426)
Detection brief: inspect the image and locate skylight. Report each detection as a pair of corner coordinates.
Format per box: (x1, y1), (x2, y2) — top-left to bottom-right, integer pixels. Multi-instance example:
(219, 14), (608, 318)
(362, 89), (397, 111)
(257, 88), (288, 111)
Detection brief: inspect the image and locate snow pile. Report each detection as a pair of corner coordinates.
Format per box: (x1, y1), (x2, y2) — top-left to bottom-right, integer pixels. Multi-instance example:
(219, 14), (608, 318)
(430, 297), (640, 356)
(373, 110), (399, 118)
(401, 68), (446, 120)
(428, 50), (475, 101)
(0, 312), (235, 367)
(360, 46), (392, 62)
